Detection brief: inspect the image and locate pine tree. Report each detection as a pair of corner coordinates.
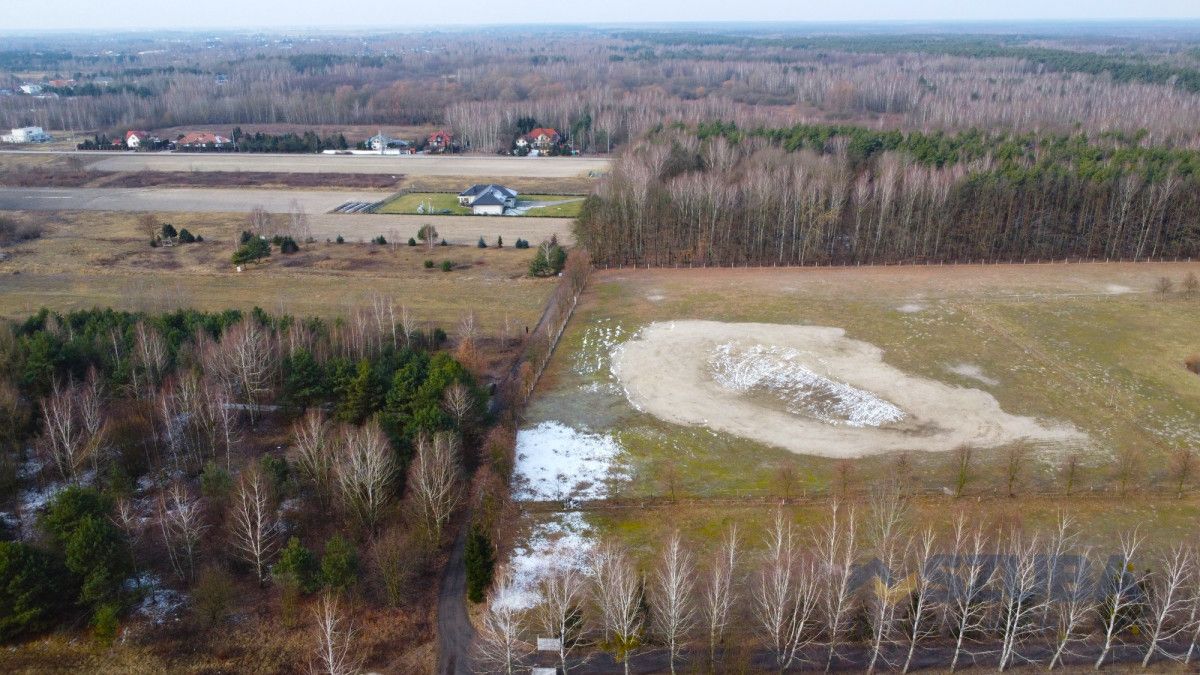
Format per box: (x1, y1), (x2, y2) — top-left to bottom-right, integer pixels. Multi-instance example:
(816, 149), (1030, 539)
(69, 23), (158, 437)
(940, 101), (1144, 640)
(464, 523), (495, 603)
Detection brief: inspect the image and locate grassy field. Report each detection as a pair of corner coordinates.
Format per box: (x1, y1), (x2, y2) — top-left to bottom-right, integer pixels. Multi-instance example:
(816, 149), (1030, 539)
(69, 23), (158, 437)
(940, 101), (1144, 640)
(526, 263), (1200, 501)
(377, 191), (584, 217)
(503, 262), (1200, 616)
(0, 210), (556, 332)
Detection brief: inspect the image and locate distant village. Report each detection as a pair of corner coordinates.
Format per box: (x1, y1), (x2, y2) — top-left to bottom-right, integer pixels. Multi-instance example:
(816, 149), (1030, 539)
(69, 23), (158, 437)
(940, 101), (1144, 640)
(3, 119), (577, 157)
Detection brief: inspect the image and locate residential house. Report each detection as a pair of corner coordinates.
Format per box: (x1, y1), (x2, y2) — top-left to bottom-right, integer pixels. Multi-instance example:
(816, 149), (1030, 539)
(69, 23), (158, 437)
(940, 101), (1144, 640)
(18, 84), (43, 95)
(427, 130), (453, 152)
(368, 133), (412, 153)
(458, 184), (518, 215)
(1, 126), (51, 143)
(175, 132), (232, 149)
(48, 79), (76, 88)
(516, 127), (562, 153)
(125, 130), (154, 149)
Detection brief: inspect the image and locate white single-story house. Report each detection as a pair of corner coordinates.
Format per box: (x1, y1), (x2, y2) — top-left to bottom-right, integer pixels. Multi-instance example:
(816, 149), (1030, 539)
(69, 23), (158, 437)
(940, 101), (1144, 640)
(458, 184), (518, 215)
(1, 126), (51, 143)
(18, 84), (43, 95)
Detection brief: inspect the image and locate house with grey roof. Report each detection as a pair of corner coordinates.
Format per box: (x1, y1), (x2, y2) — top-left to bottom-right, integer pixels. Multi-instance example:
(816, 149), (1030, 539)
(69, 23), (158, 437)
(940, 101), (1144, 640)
(457, 184), (518, 215)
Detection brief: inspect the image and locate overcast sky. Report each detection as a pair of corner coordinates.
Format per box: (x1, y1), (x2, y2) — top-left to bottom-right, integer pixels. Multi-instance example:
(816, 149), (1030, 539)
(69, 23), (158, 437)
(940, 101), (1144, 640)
(4, 0), (1199, 31)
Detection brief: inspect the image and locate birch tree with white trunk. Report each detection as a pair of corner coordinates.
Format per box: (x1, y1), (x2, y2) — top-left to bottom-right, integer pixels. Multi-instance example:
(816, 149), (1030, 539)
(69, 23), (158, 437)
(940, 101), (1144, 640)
(230, 465), (280, 583)
(653, 530), (696, 674)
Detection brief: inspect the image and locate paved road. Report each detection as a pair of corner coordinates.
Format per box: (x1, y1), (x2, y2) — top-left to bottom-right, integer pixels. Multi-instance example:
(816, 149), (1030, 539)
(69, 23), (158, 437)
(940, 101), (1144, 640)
(437, 524), (475, 675)
(0, 150), (610, 178)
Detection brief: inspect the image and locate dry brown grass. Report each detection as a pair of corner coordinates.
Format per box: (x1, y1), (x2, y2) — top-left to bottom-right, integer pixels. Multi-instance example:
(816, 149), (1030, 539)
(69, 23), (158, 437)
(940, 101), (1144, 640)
(0, 210), (556, 331)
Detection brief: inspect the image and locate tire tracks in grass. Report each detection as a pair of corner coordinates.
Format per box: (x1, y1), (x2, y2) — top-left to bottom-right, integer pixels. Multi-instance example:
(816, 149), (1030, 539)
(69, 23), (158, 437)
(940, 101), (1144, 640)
(958, 303), (1166, 455)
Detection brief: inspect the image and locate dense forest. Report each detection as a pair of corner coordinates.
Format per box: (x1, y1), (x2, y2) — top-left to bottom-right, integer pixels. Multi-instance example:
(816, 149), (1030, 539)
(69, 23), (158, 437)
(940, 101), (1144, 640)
(7, 29), (1200, 151)
(575, 123), (1200, 266)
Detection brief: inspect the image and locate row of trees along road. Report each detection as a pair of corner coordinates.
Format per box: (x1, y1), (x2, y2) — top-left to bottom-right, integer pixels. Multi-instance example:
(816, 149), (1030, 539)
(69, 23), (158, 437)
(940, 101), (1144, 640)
(478, 490), (1200, 674)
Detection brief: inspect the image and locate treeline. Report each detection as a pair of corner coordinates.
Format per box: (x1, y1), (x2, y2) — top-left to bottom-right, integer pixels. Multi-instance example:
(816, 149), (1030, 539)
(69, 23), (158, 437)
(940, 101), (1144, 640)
(624, 32), (1200, 93)
(0, 303), (488, 656)
(230, 128), (349, 153)
(576, 124), (1200, 267)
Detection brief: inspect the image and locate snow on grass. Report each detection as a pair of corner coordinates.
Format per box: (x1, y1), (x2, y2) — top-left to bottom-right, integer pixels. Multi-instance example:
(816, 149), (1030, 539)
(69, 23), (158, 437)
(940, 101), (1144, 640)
(896, 303), (926, 313)
(947, 362), (1000, 386)
(572, 318), (628, 377)
(494, 511), (596, 611)
(709, 343), (906, 428)
(1105, 284), (1133, 295)
(125, 574), (187, 625)
(512, 422), (626, 502)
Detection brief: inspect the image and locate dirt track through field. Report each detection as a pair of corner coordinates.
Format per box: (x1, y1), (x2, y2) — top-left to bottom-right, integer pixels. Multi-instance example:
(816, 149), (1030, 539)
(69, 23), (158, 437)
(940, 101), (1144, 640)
(612, 320), (1086, 458)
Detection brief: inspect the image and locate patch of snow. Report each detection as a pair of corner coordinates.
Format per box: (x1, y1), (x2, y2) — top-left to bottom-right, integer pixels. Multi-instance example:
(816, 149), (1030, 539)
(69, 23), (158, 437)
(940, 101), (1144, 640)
(512, 422), (626, 502)
(571, 319), (628, 378)
(1105, 284), (1133, 295)
(126, 574), (187, 625)
(709, 343), (906, 428)
(494, 511), (596, 611)
(896, 303), (926, 313)
(646, 293), (665, 302)
(946, 363), (1000, 386)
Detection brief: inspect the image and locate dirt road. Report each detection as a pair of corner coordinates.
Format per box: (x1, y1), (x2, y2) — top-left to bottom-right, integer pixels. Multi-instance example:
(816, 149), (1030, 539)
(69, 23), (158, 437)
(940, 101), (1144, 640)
(0, 150), (610, 178)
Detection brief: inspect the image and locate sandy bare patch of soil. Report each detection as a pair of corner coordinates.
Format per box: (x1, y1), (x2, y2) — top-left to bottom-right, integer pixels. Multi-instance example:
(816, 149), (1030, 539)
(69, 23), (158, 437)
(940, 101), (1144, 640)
(946, 363), (1000, 386)
(611, 321), (1084, 458)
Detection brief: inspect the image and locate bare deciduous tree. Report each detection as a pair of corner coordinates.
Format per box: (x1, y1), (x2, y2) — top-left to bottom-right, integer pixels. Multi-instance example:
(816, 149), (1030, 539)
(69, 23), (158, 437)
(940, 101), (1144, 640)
(230, 465), (279, 583)
(537, 566), (589, 674)
(951, 445), (974, 497)
(865, 483), (907, 673)
(1047, 546), (1096, 670)
(39, 375), (106, 482)
(755, 511), (820, 672)
(816, 500), (857, 672)
(947, 514), (993, 672)
(1170, 447), (1196, 498)
(335, 422), (396, 532)
(995, 530), (1044, 671)
(407, 431), (461, 542)
(133, 320), (167, 395)
(702, 524), (739, 670)
(158, 482), (207, 582)
(477, 574), (529, 675)
(901, 528), (937, 674)
(294, 410), (335, 499)
(653, 530), (696, 674)
(1095, 529), (1146, 669)
(592, 542), (644, 675)
(311, 592), (359, 675)
(206, 319), (276, 422)
(1140, 545), (1194, 668)
(1156, 275), (1175, 299)
(442, 382), (476, 431)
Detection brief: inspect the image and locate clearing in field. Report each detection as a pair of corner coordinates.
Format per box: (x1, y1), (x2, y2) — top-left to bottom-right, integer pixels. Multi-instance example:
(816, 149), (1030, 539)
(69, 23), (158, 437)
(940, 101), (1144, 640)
(611, 320), (1083, 458)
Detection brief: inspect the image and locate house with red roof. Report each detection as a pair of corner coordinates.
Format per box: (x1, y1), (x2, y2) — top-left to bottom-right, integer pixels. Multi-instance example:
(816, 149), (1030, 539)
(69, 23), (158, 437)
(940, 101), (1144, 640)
(516, 127), (562, 153)
(124, 130), (154, 149)
(426, 130), (453, 152)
